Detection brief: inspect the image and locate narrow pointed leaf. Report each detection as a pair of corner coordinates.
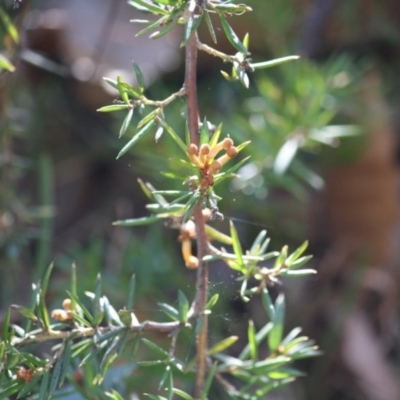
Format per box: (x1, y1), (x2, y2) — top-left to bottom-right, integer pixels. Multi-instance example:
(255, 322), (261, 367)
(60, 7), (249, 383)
(93, 274), (103, 325)
(248, 320), (257, 361)
(178, 290), (189, 323)
(159, 303), (179, 321)
(268, 293), (285, 352)
(206, 293), (219, 310)
(0, 54), (15, 72)
(48, 356), (62, 397)
(229, 221), (244, 271)
(128, 0), (168, 15)
(239, 322), (273, 360)
(182, 14), (203, 46)
(119, 108), (134, 138)
(182, 191), (200, 223)
(200, 362), (217, 400)
(250, 230), (267, 255)
(127, 275), (136, 310)
(209, 123), (223, 148)
(172, 388), (194, 400)
(97, 104), (131, 112)
(17, 375), (41, 398)
(117, 120), (155, 159)
(117, 76), (130, 104)
(208, 336), (238, 355)
(41, 262), (54, 296)
(251, 55), (300, 70)
(288, 254), (312, 269)
(159, 119), (187, 154)
(150, 20), (177, 39)
(132, 61), (145, 93)
(219, 14), (247, 54)
(142, 338), (169, 357)
(261, 288), (275, 320)
(200, 118), (210, 145)
(39, 370), (50, 400)
(204, 225), (233, 245)
(204, 11), (217, 43)
(0, 7), (19, 42)
(281, 268), (316, 276)
(113, 215), (165, 226)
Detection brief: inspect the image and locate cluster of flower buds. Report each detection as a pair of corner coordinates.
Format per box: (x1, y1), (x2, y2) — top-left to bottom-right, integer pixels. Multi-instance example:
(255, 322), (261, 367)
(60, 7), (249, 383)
(178, 208), (211, 269)
(16, 367), (34, 383)
(187, 138), (238, 188)
(51, 298), (74, 322)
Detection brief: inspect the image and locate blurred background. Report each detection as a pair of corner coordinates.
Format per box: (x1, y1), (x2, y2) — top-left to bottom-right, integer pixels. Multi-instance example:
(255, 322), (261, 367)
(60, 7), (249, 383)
(1, 0), (400, 399)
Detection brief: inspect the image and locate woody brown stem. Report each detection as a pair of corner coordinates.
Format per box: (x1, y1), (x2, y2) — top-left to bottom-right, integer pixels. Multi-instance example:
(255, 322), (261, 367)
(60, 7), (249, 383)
(184, 11), (209, 397)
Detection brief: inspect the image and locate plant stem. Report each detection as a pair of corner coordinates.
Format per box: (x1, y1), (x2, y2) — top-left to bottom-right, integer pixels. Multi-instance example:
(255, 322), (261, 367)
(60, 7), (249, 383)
(185, 33), (199, 146)
(184, 22), (209, 397)
(11, 321), (190, 348)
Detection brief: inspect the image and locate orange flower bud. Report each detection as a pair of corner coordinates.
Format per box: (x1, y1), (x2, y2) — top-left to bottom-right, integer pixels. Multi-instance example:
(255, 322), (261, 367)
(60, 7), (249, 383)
(208, 138), (233, 160)
(199, 144), (210, 156)
(209, 160), (222, 173)
(202, 208), (212, 221)
(51, 309), (71, 321)
(227, 146), (238, 158)
(187, 143), (198, 155)
(199, 143), (211, 164)
(187, 144), (204, 167)
(181, 238), (199, 268)
(222, 138), (233, 150)
(186, 255), (199, 269)
(16, 367), (34, 383)
(62, 298), (72, 311)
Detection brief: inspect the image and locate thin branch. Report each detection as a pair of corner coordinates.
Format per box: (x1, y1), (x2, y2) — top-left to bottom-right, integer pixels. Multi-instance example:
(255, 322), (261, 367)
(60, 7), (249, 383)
(185, 32), (200, 145)
(184, 9), (210, 396)
(197, 40), (240, 64)
(128, 87), (186, 109)
(11, 320), (190, 348)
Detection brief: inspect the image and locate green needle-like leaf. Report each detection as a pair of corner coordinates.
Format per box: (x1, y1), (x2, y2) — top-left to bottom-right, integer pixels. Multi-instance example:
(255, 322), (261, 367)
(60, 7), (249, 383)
(117, 119), (155, 159)
(248, 320), (258, 362)
(229, 220), (245, 272)
(172, 388), (195, 400)
(129, 0), (169, 15)
(0, 54), (15, 72)
(200, 362), (218, 400)
(178, 290), (189, 323)
(113, 215), (165, 226)
(182, 14), (203, 46)
(268, 293), (285, 352)
(219, 14), (247, 54)
(208, 336), (238, 355)
(119, 108), (134, 138)
(251, 55), (300, 70)
(159, 303), (179, 321)
(97, 104), (131, 112)
(126, 275), (136, 310)
(206, 293), (219, 310)
(262, 288), (275, 321)
(142, 338), (169, 357)
(0, 6), (19, 43)
(159, 119), (187, 154)
(132, 61), (145, 93)
(204, 11), (217, 43)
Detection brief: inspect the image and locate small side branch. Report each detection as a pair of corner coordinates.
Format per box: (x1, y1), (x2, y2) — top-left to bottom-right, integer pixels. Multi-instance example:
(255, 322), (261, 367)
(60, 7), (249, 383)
(129, 87), (186, 109)
(11, 320), (189, 348)
(197, 40), (240, 64)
